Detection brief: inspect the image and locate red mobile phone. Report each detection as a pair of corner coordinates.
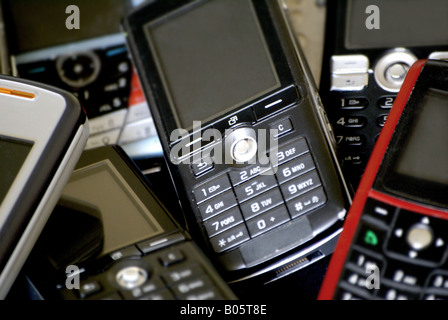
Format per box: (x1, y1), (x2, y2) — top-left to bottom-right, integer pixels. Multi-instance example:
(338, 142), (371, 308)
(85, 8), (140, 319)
(318, 59), (448, 300)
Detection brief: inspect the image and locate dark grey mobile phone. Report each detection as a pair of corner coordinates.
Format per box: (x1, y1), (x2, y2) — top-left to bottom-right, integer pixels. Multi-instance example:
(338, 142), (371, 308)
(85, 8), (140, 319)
(23, 145), (237, 300)
(123, 0), (350, 283)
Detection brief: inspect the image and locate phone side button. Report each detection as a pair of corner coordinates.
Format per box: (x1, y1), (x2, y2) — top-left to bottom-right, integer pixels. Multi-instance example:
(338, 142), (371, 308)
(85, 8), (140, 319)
(238, 215), (313, 268)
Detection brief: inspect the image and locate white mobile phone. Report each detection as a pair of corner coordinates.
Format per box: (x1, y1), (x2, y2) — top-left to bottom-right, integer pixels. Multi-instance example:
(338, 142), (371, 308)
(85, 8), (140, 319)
(0, 75), (89, 298)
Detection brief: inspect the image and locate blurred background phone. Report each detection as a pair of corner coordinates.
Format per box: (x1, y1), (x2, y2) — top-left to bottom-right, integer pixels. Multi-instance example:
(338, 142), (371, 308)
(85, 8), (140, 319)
(319, 0), (448, 192)
(1, 0), (163, 163)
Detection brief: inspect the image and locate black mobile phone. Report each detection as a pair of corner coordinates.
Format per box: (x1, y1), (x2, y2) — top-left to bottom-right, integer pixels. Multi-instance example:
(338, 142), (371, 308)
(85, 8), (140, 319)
(123, 0), (351, 283)
(0, 75), (88, 298)
(23, 145), (237, 300)
(319, 0), (448, 191)
(2, 0), (162, 160)
(319, 59), (448, 300)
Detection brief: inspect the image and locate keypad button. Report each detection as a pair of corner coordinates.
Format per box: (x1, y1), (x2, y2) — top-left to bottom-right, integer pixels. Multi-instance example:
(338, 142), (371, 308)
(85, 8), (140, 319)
(182, 287), (223, 300)
(353, 221), (387, 254)
(269, 118), (293, 138)
(271, 138), (309, 166)
(280, 170), (322, 201)
(331, 74), (369, 91)
(383, 262), (427, 288)
(339, 97), (368, 110)
(423, 293), (448, 300)
(378, 284), (419, 300)
(275, 153), (315, 184)
(203, 207), (244, 238)
(376, 114), (389, 127)
(427, 272), (448, 290)
(170, 127), (220, 162)
(210, 224), (250, 253)
(140, 288), (175, 300)
(246, 205), (290, 238)
(214, 108), (256, 133)
(334, 116), (367, 128)
(337, 135), (366, 148)
(159, 250), (185, 267)
(331, 55), (369, 74)
(377, 96), (395, 109)
(363, 198), (396, 225)
(234, 174), (277, 203)
(191, 153), (214, 177)
(342, 153), (364, 166)
(161, 263), (204, 285)
(334, 289), (368, 300)
(347, 249), (385, 273)
(197, 190), (237, 221)
(340, 269), (372, 294)
(252, 86), (299, 120)
(228, 165), (271, 186)
(193, 174), (232, 204)
(78, 280), (102, 298)
(286, 187), (327, 219)
(171, 275), (214, 299)
(120, 277), (165, 299)
(240, 188), (284, 220)
(108, 245), (142, 262)
(137, 233), (185, 254)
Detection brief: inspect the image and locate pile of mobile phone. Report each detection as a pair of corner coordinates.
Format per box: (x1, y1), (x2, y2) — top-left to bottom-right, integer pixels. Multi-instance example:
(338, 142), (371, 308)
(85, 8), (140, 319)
(8, 0), (448, 302)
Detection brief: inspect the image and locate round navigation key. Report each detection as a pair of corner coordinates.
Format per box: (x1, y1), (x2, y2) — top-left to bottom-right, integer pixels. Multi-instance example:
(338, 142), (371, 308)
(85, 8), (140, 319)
(116, 266), (148, 289)
(224, 127), (258, 164)
(406, 223), (433, 251)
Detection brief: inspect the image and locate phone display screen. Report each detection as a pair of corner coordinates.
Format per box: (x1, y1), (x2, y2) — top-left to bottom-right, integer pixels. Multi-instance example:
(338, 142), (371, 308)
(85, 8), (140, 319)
(145, 0), (280, 129)
(0, 136), (33, 205)
(378, 85), (448, 208)
(395, 89), (448, 185)
(346, 0), (448, 49)
(62, 160), (164, 255)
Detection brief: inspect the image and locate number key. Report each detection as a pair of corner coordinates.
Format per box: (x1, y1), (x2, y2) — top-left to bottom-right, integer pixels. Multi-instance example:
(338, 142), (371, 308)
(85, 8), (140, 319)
(234, 174), (277, 203)
(198, 190), (237, 221)
(193, 174), (231, 204)
(203, 207), (244, 238)
(246, 205), (290, 238)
